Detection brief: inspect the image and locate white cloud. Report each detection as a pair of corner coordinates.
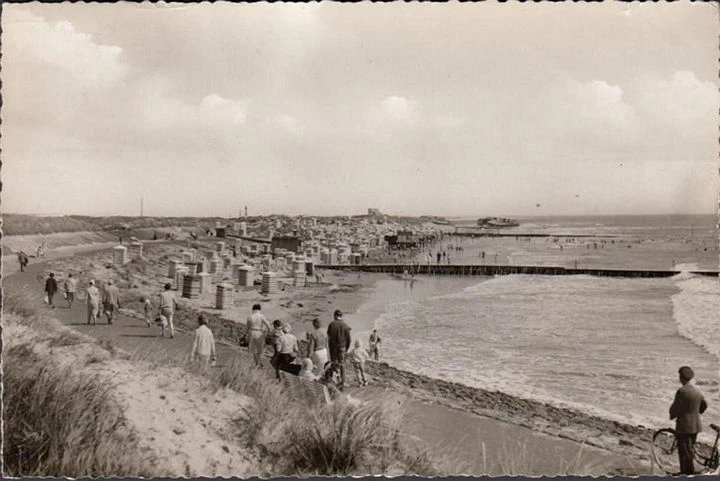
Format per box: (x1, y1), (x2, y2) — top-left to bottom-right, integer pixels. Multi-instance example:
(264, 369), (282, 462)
(200, 94), (247, 125)
(380, 95), (418, 121)
(629, 70), (718, 138)
(4, 10), (126, 86)
(274, 114), (302, 134)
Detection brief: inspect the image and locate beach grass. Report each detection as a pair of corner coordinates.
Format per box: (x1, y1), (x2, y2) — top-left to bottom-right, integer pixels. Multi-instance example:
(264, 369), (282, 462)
(214, 359), (441, 476)
(494, 439), (617, 476)
(2, 297), (156, 477)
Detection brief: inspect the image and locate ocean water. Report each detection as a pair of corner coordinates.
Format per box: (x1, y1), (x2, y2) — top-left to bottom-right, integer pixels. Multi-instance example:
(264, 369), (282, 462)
(352, 216), (720, 437)
(439, 214), (718, 270)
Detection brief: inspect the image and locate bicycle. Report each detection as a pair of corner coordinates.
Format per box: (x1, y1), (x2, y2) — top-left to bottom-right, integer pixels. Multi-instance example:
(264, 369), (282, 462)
(652, 424), (720, 475)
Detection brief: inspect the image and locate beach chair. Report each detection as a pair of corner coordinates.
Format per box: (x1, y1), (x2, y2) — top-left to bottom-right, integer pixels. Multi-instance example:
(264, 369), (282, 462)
(279, 370), (331, 406)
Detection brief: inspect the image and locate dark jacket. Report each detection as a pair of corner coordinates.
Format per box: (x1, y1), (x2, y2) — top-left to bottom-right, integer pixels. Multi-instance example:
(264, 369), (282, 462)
(670, 383), (707, 434)
(327, 319), (352, 352)
(45, 277), (58, 295)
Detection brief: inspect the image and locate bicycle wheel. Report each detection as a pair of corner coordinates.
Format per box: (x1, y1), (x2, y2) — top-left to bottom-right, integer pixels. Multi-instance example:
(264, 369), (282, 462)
(694, 442), (719, 472)
(652, 428), (680, 475)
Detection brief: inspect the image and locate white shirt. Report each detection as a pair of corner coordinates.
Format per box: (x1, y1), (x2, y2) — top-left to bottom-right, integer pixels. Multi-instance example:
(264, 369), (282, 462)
(191, 325), (216, 361)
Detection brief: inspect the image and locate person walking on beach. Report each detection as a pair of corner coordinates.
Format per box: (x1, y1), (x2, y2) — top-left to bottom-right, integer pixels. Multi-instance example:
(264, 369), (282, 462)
(190, 314), (217, 370)
(17, 251), (29, 272)
(101, 280), (121, 324)
(159, 283), (178, 338)
(669, 365), (708, 475)
(275, 323), (299, 375)
(349, 339), (369, 387)
(369, 329), (381, 361)
(44, 273), (58, 308)
(269, 319), (284, 378)
(327, 309), (352, 388)
(245, 303), (271, 368)
(64, 273), (77, 308)
(143, 297), (152, 327)
(86, 280), (101, 325)
(307, 318), (329, 377)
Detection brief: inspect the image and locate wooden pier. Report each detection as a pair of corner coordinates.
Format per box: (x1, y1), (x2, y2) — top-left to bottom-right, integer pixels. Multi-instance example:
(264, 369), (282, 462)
(317, 263), (719, 279)
(451, 231), (621, 238)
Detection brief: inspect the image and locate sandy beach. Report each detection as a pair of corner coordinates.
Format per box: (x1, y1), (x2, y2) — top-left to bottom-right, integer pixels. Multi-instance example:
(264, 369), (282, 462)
(3, 232), (661, 475)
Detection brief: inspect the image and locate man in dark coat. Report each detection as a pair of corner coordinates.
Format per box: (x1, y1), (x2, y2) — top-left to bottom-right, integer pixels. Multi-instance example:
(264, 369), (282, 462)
(670, 365), (708, 475)
(44, 273), (58, 308)
(327, 309), (351, 388)
(17, 251), (29, 272)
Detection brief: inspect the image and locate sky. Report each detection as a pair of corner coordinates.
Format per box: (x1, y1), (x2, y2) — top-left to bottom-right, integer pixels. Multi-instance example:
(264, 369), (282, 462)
(2, 2), (718, 217)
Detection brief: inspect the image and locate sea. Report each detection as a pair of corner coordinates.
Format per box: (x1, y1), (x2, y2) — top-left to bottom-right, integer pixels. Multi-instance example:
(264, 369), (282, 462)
(349, 215), (720, 441)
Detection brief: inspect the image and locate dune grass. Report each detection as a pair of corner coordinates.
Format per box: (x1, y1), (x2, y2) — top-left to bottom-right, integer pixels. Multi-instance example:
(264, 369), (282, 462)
(214, 358), (440, 476)
(494, 439), (617, 476)
(3, 295), (156, 477)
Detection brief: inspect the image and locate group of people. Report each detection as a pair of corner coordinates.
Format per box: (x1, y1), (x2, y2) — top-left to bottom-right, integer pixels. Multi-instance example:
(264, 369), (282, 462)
(242, 304), (382, 391)
(82, 278), (121, 325)
(42, 267), (386, 396)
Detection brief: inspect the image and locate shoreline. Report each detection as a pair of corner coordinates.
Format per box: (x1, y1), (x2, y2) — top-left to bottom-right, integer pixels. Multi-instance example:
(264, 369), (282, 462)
(363, 360), (652, 461)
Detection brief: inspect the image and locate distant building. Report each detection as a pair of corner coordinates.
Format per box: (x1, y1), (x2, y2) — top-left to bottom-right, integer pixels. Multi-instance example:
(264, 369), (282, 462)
(368, 208), (382, 216)
(271, 236), (301, 253)
(385, 230), (418, 249)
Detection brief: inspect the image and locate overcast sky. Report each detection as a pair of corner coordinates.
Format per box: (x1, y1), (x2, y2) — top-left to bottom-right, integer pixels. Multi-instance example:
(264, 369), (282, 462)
(2, 2), (718, 217)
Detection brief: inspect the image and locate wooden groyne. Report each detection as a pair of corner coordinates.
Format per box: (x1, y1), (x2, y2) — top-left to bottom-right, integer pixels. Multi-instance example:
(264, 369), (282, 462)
(451, 231), (621, 238)
(317, 264), (719, 279)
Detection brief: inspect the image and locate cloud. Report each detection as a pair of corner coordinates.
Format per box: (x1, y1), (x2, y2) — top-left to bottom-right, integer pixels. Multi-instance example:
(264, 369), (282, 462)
(525, 72), (717, 163)
(380, 95), (418, 122)
(629, 70), (717, 140)
(200, 94), (247, 126)
(274, 114), (302, 134)
(4, 10), (126, 86)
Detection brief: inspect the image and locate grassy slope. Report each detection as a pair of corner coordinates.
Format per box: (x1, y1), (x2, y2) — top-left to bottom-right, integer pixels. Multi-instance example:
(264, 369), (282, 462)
(2, 214), (225, 236)
(2, 295), (157, 477)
